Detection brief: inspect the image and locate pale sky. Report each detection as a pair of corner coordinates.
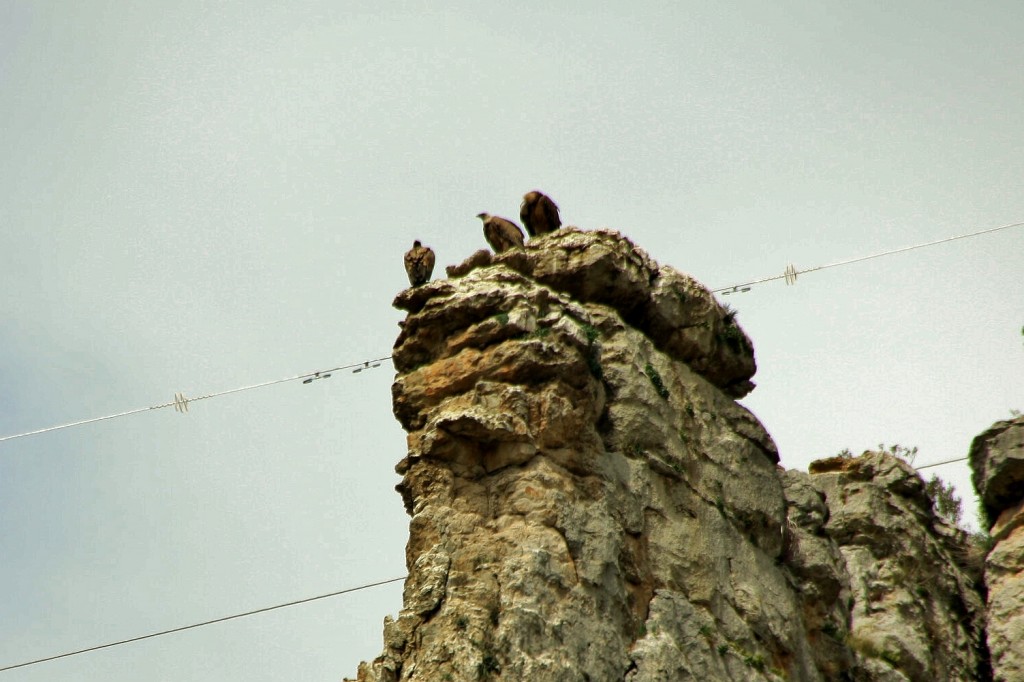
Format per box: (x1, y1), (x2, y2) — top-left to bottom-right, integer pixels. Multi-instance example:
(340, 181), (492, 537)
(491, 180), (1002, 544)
(2, 2), (1022, 680)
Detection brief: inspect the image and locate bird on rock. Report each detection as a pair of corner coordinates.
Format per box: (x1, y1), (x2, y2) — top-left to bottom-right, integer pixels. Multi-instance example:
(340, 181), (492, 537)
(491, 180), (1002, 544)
(477, 212), (525, 253)
(520, 190), (561, 237)
(403, 240), (435, 287)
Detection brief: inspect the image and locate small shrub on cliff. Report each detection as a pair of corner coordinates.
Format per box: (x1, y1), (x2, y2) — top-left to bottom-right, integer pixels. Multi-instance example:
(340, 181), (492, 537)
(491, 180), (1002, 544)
(580, 323), (599, 344)
(743, 653), (766, 671)
(718, 324), (745, 351)
(644, 363), (670, 399)
(572, 320), (603, 379)
(925, 474), (963, 525)
(878, 443), (919, 465)
(476, 653), (500, 679)
(715, 304), (746, 351)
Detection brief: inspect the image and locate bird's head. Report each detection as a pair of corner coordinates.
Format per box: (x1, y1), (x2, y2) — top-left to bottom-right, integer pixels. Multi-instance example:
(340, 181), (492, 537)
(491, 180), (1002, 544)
(476, 212), (490, 221)
(413, 240), (422, 247)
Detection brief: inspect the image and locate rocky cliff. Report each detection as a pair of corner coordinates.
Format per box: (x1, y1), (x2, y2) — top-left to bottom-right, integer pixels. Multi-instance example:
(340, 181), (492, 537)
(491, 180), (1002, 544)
(347, 228), (1002, 681)
(971, 416), (1024, 682)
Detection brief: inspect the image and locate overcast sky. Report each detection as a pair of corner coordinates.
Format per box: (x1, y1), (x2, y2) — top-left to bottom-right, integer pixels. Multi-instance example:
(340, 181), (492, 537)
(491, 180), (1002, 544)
(2, 1), (1022, 680)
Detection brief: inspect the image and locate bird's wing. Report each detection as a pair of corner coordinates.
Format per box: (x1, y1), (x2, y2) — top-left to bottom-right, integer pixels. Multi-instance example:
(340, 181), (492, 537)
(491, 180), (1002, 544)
(543, 196), (561, 228)
(499, 219), (525, 247)
(483, 222), (500, 250)
(520, 200), (532, 232)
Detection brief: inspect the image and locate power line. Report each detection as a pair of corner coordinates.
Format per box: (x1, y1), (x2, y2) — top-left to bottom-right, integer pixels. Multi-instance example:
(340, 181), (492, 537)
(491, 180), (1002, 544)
(4, 218), (1019, 445)
(0, 453), (978, 674)
(714, 218), (1024, 294)
(915, 456), (969, 471)
(0, 355), (392, 444)
(0, 576), (406, 674)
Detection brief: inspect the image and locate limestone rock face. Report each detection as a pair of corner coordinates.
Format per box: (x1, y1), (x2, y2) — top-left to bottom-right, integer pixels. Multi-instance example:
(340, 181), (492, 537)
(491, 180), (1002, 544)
(809, 453), (988, 681)
(971, 416), (1024, 527)
(970, 416), (1024, 682)
(780, 469), (855, 679)
(347, 229), (993, 682)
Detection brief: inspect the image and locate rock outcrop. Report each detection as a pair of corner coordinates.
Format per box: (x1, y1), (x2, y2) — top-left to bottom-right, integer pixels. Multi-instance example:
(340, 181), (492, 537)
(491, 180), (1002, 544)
(347, 228), (993, 681)
(970, 416), (1024, 682)
(809, 453), (988, 681)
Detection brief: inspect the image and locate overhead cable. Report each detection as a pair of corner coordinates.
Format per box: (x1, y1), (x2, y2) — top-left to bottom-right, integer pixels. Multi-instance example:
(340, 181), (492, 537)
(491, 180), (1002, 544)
(0, 356), (392, 444)
(0, 576), (406, 673)
(5, 219), (1021, 444)
(715, 219), (1024, 294)
(915, 456), (969, 471)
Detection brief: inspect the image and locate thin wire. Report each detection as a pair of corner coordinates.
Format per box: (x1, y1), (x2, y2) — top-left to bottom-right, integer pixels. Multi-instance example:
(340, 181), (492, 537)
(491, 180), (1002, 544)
(0, 576), (406, 673)
(712, 219), (1024, 293)
(915, 456), (969, 471)
(0, 355), (392, 444)
(5, 219), (1021, 444)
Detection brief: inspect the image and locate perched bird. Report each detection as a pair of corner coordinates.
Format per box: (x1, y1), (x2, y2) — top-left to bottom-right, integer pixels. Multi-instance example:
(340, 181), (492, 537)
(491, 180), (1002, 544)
(403, 240), (435, 287)
(477, 213), (525, 253)
(520, 190), (561, 237)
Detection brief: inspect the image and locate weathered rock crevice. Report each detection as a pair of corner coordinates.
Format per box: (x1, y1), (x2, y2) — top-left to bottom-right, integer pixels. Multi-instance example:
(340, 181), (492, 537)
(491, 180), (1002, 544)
(347, 228), (1003, 682)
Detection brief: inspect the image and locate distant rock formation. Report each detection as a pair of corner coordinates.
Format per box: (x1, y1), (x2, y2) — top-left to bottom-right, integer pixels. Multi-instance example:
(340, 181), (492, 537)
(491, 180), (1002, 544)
(971, 416), (1024, 682)
(808, 453), (987, 680)
(346, 228), (999, 681)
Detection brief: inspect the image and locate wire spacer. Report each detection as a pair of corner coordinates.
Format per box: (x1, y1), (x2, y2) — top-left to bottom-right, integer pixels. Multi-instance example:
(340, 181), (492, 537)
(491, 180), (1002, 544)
(352, 361), (381, 374)
(173, 393), (190, 413)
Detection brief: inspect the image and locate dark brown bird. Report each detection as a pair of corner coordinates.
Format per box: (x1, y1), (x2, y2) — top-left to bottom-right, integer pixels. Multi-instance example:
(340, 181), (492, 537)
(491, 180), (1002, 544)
(477, 212), (525, 252)
(403, 240), (435, 287)
(520, 190), (561, 237)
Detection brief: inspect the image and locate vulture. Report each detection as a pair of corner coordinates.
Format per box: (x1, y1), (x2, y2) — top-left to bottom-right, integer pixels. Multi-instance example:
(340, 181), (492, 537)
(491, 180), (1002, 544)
(403, 240), (435, 287)
(477, 213), (525, 253)
(520, 190), (561, 237)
